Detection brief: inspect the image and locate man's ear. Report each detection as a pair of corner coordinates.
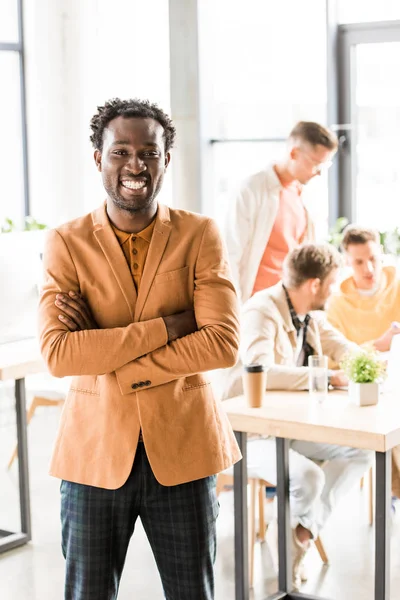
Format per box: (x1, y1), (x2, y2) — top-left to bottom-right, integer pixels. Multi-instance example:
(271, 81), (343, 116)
(290, 145), (299, 160)
(94, 150), (102, 172)
(164, 151), (171, 171)
(309, 278), (321, 295)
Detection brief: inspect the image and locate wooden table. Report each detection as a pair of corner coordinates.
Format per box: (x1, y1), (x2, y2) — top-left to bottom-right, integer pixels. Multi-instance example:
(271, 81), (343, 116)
(224, 390), (400, 600)
(0, 338), (45, 554)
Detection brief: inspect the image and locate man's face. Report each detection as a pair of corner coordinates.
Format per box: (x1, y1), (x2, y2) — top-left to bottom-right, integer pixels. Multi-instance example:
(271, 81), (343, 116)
(346, 241), (382, 290)
(289, 143), (335, 185)
(310, 268), (338, 311)
(94, 116), (170, 213)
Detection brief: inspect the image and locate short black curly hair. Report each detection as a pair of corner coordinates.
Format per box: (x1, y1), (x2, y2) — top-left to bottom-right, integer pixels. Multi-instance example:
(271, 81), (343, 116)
(89, 98), (176, 152)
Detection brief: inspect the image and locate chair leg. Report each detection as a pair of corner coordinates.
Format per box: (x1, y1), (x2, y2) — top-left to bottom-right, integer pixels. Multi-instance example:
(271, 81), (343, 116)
(7, 446), (18, 470)
(7, 396), (39, 469)
(369, 466), (374, 526)
(215, 473), (258, 588)
(314, 536), (329, 565)
(249, 479), (257, 588)
(7, 396), (64, 469)
(258, 484), (266, 542)
(216, 473), (229, 497)
(360, 476), (364, 490)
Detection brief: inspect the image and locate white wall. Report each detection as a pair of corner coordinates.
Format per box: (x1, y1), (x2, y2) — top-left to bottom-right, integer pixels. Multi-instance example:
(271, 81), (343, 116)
(24, 0), (171, 228)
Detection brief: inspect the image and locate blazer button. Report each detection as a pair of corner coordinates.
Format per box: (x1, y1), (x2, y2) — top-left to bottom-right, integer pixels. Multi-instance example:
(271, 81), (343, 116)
(131, 383), (138, 390)
(138, 381), (145, 387)
(145, 380), (151, 386)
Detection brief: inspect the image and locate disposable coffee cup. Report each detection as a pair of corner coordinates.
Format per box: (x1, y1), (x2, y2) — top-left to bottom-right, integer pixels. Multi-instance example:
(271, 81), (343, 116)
(242, 364), (267, 408)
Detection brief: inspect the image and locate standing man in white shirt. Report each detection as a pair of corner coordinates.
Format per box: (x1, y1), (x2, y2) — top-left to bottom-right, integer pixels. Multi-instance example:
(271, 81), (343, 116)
(224, 121), (338, 303)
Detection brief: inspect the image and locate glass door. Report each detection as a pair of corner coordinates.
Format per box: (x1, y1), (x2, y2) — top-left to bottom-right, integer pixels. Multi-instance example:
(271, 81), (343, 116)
(338, 21), (400, 230)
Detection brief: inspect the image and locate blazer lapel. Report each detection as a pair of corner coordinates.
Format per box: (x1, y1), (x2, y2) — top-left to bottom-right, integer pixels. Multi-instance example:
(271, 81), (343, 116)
(92, 204), (137, 321)
(134, 204), (172, 322)
(306, 319), (323, 356)
(272, 283), (297, 351)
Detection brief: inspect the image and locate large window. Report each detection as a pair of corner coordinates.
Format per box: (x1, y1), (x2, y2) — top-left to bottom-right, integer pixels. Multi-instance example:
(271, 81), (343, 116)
(200, 0), (329, 234)
(0, 0), (29, 228)
(338, 0), (400, 24)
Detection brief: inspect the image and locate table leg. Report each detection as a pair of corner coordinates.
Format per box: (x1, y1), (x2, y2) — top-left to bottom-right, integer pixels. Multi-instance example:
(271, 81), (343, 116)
(0, 377), (31, 554)
(15, 378), (32, 538)
(233, 434), (329, 600)
(276, 437), (292, 593)
(375, 450), (391, 600)
(234, 431), (249, 600)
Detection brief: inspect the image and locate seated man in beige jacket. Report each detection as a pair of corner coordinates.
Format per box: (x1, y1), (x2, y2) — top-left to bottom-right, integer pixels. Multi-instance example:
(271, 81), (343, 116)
(222, 243), (372, 592)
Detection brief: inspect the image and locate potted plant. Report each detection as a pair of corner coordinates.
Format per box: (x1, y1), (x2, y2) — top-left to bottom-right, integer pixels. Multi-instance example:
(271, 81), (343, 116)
(340, 347), (386, 406)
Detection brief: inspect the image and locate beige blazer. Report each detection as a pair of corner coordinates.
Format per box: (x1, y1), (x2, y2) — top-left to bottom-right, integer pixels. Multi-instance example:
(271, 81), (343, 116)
(222, 282), (356, 399)
(38, 203), (241, 489)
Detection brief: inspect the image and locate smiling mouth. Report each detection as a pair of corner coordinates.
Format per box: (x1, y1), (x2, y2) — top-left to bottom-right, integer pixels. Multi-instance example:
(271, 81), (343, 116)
(120, 179), (148, 191)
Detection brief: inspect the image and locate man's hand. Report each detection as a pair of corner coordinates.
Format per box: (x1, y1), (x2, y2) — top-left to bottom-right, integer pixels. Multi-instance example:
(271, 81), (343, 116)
(330, 370), (349, 388)
(163, 310), (198, 342)
(55, 292), (98, 332)
(374, 322), (400, 352)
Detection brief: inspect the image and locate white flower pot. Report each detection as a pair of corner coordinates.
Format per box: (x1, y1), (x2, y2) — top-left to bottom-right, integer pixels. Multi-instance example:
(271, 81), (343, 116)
(348, 381), (380, 407)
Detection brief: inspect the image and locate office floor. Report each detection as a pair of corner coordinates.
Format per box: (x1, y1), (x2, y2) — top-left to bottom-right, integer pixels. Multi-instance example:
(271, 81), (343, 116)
(2, 394), (400, 600)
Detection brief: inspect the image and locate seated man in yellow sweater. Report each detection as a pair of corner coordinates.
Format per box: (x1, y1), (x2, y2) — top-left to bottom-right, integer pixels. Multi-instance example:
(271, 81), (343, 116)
(327, 225), (400, 500)
(327, 225), (400, 351)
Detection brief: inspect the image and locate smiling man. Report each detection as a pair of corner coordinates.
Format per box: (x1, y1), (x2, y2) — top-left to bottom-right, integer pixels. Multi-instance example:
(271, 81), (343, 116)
(38, 98), (241, 600)
(327, 225), (400, 351)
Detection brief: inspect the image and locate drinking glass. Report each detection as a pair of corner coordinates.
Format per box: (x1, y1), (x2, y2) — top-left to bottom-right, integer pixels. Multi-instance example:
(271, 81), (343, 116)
(308, 355), (328, 403)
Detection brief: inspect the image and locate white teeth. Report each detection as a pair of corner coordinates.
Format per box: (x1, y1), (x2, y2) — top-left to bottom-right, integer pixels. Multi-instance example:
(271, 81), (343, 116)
(121, 180), (146, 190)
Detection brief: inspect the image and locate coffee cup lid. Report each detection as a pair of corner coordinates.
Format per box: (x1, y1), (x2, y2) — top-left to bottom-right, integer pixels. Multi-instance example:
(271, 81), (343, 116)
(244, 364), (265, 373)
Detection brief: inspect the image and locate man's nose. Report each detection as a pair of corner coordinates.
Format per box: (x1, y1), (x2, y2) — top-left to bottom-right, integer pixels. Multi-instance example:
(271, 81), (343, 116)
(126, 155), (146, 174)
(366, 261), (374, 274)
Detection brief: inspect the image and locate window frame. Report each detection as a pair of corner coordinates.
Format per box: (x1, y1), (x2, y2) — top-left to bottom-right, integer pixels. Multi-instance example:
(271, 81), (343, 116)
(0, 0), (30, 218)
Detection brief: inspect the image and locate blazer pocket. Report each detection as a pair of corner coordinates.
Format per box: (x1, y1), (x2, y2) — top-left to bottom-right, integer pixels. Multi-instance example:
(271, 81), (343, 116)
(153, 266), (189, 284)
(182, 374), (210, 391)
(183, 381), (210, 391)
(152, 266), (191, 314)
(69, 375), (100, 396)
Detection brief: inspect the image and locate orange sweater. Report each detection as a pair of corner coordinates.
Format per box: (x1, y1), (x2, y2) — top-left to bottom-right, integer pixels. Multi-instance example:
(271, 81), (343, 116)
(252, 179), (306, 294)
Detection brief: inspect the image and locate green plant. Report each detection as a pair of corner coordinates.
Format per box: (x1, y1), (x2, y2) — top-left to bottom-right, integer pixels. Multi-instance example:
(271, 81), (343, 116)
(24, 217), (48, 231)
(1, 216), (48, 233)
(327, 217), (349, 249)
(381, 226), (400, 256)
(340, 347), (386, 384)
(1, 217), (16, 233)
(327, 217), (400, 257)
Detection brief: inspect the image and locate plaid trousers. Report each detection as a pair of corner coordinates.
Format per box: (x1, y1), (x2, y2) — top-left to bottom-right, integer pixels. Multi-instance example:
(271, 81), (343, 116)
(61, 443), (218, 600)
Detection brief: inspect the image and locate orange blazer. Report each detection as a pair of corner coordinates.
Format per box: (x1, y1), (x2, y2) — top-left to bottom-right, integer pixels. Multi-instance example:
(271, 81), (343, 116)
(38, 203), (241, 489)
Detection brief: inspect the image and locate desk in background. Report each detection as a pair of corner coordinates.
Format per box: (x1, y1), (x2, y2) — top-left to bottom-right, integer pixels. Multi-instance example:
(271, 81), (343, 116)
(224, 390), (399, 600)
(0, 338), (44, 554)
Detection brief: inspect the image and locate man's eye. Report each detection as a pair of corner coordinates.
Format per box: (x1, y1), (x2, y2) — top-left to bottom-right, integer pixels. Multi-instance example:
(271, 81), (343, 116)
(143, 152), (158, 157)
(113, 150), (127, 156)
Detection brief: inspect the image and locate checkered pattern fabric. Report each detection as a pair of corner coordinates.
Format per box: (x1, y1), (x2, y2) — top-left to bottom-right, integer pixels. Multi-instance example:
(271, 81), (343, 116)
(282, 283), (314, 366)
(61, 443), (218, 599)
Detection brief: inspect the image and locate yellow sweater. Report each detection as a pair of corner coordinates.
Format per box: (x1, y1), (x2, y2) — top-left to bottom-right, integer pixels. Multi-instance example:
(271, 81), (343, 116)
(326, 266), (400, 345)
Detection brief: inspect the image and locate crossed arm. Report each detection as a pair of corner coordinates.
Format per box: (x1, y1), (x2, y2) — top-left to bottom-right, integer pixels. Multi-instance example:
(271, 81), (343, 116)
(39, 220), (240, 392)
(55, 290), (197, 343)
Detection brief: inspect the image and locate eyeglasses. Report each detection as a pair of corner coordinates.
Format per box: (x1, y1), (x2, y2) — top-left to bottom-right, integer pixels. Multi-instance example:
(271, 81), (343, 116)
(299, 148), (333, 174)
